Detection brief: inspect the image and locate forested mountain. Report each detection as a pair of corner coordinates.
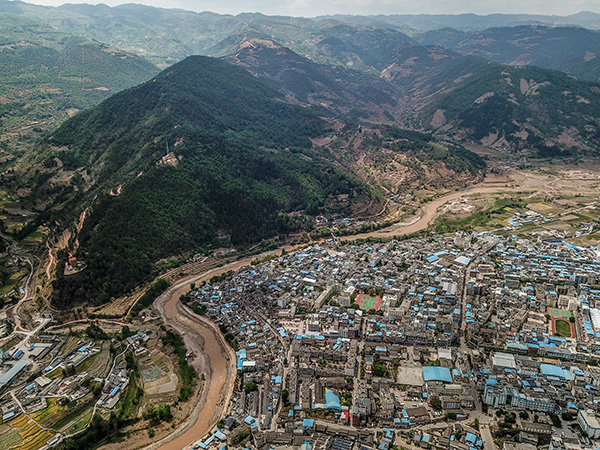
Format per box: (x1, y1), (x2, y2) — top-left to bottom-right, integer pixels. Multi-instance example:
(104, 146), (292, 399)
(3, 1), (599, 154)
(214, 28), (600, 154)
(317, 12), (600, 32)
(0, 12), (159, 156)
(368, 44), (600, 153)
(27, 56), (376, 307)
(0, 1), (322, 66)
(415, 25), (600, 83)
(422, 64), (600, 155)
(11, 53), (488, 308)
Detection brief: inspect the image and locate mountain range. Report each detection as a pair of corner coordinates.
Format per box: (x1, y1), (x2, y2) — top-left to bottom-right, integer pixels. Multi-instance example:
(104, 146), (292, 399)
(0, 12), (158, 159)
(2, 1), (600, 154)
(416, 25), (600, 83)
(16, 54), (484, 307)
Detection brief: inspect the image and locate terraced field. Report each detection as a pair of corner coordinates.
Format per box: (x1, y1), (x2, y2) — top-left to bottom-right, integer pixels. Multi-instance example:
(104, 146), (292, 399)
(7, 413), (54, 450)
(0, 422), (22, 450)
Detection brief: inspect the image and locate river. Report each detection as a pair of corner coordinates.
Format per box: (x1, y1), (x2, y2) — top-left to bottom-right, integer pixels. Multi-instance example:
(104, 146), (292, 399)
(152, 173), (518, 450)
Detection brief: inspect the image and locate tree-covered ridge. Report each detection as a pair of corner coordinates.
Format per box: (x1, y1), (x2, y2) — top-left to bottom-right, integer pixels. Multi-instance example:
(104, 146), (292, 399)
(223, 37), (402, 123)
(44, 55), (374, 307)
(428, 64), (600, 153)
(47, 56), (324, 177)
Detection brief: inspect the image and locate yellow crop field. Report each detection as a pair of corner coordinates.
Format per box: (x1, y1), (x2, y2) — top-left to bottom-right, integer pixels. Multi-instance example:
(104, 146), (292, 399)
(32, 399), (62, 427)
(529, 202), (553, 211)
(8, 413), (54, 450)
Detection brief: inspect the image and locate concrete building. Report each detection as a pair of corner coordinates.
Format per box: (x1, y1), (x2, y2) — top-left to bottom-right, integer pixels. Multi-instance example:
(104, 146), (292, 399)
(578, 409), (600, 439)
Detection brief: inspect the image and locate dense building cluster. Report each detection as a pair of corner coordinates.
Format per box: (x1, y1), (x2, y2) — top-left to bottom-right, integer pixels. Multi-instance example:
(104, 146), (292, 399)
(181, 230), (600, 449)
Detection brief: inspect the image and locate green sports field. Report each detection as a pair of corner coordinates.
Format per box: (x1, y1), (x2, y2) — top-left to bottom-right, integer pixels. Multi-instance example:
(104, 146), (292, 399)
(548, 307), (572, 319)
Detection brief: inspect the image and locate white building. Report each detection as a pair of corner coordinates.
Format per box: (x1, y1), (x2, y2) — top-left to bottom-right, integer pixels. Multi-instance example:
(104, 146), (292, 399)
(578, 409), (600, 439)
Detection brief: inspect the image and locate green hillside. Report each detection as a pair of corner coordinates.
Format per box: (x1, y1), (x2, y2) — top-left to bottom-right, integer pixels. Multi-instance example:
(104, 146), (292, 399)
(0, 12), (159, 156)
(35, 56), (373, 307)
(424, 64), (600, 154)
(416, 25), (600, 83)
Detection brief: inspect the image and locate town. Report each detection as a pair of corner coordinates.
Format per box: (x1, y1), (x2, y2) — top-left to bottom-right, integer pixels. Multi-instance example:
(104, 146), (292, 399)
(2, 228), (600, 450)
(181, 230), (600, 450)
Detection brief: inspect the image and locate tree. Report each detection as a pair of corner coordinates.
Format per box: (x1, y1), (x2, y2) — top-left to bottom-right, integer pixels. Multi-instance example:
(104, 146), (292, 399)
(430, 397), (442, 411)
(143, 404), (172, 423)
(281, 389), (290, 406)
(62, 365), (76, 377)
(549, 413), (562, 428)
(121, 325), (135, 339)
(444, 412), (457, 421)
(519, 411), (530, 420)
(232, 429), (251, 445)
(244, 382), (258, 394)
(86, 323), (107, 339)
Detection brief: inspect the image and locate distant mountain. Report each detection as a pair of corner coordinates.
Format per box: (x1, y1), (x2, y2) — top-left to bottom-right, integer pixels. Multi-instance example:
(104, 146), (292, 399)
(415, 25), (600, 83)
(3, 2), (600, 156)
(0, 12), (159, 156)
(222, 37), (403, 122)
(0, 1), (318, 66)
(318, 12), (600, 31)
(214, 26), (600, 154)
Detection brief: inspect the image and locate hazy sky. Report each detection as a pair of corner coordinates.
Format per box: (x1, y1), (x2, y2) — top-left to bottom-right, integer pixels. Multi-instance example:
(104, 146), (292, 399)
(25, 0), (600, 17)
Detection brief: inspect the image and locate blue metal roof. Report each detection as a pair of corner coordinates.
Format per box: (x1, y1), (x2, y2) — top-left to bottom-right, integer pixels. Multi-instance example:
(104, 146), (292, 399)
(303, 418), (314, 427)
(325, 391), (341, 410)
(422, 366), (452, 383)
(540, 363), (572, 380)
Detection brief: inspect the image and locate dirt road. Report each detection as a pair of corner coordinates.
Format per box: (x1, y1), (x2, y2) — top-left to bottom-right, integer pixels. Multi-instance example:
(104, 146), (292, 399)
(341, 174), (517, 240)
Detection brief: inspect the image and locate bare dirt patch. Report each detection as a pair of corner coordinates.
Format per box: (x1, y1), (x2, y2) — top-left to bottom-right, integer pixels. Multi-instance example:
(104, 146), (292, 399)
(441, 197), (476, 215)
(431, 109), (446, 128)
(474, 91), (494, 104)
(529, 202), (553, 211)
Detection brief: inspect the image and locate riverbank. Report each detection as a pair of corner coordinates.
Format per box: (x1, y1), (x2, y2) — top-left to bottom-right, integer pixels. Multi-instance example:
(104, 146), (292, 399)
(145, 172), (521, 450)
